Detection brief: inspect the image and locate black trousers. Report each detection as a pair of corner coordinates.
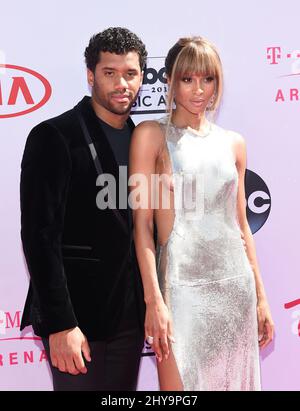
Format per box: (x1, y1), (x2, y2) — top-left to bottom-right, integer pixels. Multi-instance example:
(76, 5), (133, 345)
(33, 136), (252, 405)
(42, 324), (144, 391)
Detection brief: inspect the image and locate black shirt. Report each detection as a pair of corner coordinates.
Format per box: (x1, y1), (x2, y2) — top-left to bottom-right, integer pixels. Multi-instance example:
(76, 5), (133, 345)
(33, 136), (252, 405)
(98, 117), (139, 331)
(98, 118), (131, 167)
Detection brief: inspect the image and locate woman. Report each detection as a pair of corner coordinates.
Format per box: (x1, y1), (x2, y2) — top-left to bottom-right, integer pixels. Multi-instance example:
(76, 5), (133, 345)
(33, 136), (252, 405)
(129, 37), (274, 391)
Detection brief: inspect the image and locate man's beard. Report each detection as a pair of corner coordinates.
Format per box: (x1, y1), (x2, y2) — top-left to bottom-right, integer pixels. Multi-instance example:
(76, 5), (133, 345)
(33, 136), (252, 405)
(94, 87), (138, 116)
(107, 101), (133, 115)
(107, 91), (136, 115)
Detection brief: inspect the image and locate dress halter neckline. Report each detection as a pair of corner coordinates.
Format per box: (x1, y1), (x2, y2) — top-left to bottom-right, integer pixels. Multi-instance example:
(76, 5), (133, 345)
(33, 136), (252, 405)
(169, 118), (213, 138)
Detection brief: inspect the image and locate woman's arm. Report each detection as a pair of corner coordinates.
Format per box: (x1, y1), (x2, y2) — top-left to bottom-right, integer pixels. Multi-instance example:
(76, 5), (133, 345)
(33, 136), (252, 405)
(129, 121), (174, 362)
(234, 133), (274, 349)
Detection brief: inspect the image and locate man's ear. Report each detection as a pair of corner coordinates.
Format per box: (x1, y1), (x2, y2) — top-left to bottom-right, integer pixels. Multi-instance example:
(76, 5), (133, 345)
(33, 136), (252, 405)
(87, 69), (94, 87)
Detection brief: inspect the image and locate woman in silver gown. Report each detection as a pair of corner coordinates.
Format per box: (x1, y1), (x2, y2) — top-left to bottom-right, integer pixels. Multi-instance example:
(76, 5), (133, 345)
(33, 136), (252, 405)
(129, 37), (274, 391)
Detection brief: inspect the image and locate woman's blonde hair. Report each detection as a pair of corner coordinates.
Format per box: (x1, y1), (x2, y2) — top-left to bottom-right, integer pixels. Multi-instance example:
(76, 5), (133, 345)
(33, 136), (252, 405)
(165, 36), (223, 118)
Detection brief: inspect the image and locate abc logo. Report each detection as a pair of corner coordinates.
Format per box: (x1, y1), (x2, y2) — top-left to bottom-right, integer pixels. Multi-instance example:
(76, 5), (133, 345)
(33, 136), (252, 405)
(245, 169), (271, 233)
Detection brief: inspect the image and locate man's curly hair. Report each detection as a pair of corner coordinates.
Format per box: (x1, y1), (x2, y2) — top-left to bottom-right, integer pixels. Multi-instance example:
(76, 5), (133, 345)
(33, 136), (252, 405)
(84, 27), (147, 72)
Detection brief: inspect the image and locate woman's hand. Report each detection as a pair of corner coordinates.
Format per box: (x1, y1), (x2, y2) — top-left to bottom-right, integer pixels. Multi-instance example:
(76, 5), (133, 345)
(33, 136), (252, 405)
(145, 298), (175, 362)
(257, 298), (275, 349)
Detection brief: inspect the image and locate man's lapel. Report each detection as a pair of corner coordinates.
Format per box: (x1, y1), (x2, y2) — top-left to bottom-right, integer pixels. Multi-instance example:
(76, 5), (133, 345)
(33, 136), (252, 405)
(76, 96), (132, 234)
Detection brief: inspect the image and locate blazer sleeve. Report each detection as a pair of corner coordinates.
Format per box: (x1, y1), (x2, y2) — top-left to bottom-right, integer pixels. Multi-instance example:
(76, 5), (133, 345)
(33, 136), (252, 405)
(20, 121), (78, 334)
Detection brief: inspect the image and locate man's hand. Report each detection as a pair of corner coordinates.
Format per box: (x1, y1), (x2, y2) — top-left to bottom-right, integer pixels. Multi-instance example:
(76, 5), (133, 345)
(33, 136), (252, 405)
(49, 326), (91, 375)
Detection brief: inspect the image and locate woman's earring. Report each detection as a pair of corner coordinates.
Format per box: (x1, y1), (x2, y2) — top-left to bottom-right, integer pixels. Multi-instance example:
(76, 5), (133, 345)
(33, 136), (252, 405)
(207, 95), (215, 110)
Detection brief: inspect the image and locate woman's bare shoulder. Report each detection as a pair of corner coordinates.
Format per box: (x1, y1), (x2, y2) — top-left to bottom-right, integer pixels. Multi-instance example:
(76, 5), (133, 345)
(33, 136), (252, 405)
(134, 119), (164, 133)
(225, 128), (246, 145)
(132, 119), (165, 149)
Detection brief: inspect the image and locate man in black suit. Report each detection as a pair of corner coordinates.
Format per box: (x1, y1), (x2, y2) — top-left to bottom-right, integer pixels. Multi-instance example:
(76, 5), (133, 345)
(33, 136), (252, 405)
(20, 27), (147, 391)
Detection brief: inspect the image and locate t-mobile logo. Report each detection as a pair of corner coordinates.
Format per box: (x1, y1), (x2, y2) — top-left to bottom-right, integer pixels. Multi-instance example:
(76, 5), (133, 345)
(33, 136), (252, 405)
(0, 310), (5, 335)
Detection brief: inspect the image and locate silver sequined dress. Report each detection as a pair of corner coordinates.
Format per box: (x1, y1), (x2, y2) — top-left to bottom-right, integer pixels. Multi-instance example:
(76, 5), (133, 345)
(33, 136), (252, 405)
(156, 117), (261, 391)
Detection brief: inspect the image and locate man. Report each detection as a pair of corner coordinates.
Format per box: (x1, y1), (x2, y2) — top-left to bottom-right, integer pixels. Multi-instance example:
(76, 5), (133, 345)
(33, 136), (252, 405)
(20, 27), (147, 391)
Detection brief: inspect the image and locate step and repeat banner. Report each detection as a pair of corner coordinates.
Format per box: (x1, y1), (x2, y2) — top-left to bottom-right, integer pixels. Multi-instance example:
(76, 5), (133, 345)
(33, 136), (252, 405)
(0, 0), (299, 390)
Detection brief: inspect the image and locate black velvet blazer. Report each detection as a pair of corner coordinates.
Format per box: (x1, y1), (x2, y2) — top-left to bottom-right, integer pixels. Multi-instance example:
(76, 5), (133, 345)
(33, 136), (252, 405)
(20, 96), (145, 340)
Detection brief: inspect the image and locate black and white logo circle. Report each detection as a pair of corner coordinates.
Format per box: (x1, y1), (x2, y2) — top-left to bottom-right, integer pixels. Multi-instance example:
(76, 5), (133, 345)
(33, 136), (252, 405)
(131, 57), (167, 115)
(245, 169), (271, 234)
